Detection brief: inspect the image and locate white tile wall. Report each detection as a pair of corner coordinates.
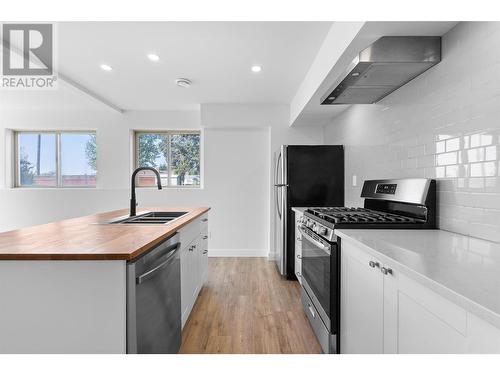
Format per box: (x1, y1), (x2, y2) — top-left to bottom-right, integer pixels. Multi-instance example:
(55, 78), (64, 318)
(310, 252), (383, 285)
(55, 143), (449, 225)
(323, 22), (500, 243)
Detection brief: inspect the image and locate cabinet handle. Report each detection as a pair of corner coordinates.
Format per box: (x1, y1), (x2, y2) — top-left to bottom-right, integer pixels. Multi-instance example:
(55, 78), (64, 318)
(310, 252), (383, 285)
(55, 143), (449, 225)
(188, 245), (195, 252)
(381, 267), (393, 275)
(296, 237), (302, 241)
(369, 261), (380, 268)
(296, 271), (301, 278)
(202, 250), (208, 255)
(296, 254), (302, 259)
(201, 218), (208, 222)
(202, 235), (208, 240)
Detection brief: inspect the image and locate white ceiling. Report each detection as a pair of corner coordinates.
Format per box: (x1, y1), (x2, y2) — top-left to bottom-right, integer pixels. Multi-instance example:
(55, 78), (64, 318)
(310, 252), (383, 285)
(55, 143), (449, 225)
(291, 21), (459, 127)
(1, 22), (332, 111)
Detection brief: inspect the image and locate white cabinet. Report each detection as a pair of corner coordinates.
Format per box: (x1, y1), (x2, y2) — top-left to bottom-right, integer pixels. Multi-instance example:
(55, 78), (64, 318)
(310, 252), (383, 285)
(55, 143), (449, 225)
(294, 210), (303, 283)
(340, 236), (500, 354)
(467, 313), (500, 353)
(383, 268), (467, 354)
(180, 213), (209, 328)
(341, 240), (384, 353)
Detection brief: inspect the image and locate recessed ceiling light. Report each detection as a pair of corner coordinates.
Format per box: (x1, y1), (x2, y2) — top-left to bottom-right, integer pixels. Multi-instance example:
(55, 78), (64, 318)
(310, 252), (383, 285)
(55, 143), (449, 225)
(251, 65), (262, 73)
(175, 78), (192, 88)
(100, 64), (113, 71)
(147, 54), (160, 62)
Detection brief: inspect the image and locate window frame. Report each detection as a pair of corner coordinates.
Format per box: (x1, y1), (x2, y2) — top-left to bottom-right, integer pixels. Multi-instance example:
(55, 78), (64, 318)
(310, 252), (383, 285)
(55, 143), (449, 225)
(14, 130), (97, 189)
(133, 130), (203, 189)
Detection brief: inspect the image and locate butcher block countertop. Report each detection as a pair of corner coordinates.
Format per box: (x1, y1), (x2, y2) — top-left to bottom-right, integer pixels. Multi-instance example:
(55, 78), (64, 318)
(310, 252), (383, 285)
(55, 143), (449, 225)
(0, 207), (210, 261)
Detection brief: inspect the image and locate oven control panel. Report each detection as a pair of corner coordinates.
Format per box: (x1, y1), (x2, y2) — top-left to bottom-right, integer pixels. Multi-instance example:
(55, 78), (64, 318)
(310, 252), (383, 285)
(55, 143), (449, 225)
(376, 183), (397, 195)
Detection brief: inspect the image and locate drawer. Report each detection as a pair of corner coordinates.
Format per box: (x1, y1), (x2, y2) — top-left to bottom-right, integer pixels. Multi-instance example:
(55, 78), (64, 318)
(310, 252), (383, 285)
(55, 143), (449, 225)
(200, 213), (208, 231)
(202, 229), (208, 254)
(179, 217), (201, 246)
(301, 287), (330, 353)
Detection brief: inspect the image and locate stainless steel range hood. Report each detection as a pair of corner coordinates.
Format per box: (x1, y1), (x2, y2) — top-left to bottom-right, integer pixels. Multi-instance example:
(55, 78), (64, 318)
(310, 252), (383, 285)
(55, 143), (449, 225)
(321, 36), (441, 105)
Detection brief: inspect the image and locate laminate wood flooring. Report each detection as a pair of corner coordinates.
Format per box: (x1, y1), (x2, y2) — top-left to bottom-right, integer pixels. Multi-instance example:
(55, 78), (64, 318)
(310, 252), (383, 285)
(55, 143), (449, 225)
(179, 257), (322, 354)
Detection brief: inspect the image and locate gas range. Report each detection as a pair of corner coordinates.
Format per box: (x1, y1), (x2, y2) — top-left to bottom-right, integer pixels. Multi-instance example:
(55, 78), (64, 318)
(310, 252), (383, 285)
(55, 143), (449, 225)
(301, 179), (437, 242)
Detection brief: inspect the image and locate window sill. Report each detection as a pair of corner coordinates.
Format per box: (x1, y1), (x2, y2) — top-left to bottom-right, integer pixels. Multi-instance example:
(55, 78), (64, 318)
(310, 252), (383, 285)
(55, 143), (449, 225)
(136, 186), (203, 190)
(3, 186), (204, 191)
(7, 186), (97, 190)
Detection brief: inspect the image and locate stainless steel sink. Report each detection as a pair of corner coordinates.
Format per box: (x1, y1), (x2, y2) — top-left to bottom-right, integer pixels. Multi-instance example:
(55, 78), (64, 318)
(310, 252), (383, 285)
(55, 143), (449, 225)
(107, 211), (188, 225)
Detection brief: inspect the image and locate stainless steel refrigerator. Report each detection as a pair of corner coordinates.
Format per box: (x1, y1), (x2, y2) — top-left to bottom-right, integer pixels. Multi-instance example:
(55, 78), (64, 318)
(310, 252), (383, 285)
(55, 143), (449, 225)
(274, 145), (344, 279)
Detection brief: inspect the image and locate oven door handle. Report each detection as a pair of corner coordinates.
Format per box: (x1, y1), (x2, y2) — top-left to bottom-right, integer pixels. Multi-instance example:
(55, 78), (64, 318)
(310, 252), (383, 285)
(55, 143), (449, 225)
(298, 226), (331, 255)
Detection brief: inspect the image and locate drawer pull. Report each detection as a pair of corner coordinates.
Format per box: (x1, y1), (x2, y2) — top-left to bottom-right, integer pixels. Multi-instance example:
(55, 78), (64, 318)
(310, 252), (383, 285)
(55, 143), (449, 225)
(296, 272), (301, 278)
(201, 218), (208, 222)
(381, 267), (393, 275)
(202, 250), (208, 255)
(296, 254), (302, 259)
(202, 235), (208, 240)
(368, 261), (380, 268)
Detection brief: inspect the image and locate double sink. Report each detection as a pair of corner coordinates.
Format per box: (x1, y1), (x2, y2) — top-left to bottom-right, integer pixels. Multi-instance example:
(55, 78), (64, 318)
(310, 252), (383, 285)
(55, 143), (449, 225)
(108, 211), (188, 225)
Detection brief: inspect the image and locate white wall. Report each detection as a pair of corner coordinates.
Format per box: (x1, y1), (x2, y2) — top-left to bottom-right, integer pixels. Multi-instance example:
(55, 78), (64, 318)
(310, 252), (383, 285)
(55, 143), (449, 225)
(201, 103), (325, 258)
(323, 22), (500, 242)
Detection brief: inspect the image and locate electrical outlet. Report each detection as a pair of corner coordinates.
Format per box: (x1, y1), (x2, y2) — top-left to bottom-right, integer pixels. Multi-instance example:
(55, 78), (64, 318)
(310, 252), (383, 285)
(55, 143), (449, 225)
(352, 175), (357, 187)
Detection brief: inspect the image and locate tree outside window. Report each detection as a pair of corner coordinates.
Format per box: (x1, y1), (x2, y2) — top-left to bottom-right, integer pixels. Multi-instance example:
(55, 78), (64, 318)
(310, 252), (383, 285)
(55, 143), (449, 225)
(135, 131), (201, 188)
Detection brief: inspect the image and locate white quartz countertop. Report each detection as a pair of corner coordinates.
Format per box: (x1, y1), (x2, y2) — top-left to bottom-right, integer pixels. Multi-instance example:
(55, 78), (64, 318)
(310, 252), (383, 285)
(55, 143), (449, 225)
(335, 229), (500, 329)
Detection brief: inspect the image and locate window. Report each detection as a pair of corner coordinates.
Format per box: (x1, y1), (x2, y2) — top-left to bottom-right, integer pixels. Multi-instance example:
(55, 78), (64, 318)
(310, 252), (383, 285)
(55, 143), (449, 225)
(134, 131), (201, 188)
(15, 131), (97, 188)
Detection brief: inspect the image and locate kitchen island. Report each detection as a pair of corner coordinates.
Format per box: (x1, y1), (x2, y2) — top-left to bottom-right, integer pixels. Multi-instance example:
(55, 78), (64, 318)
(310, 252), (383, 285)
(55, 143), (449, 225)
(0, 207), (210, 354)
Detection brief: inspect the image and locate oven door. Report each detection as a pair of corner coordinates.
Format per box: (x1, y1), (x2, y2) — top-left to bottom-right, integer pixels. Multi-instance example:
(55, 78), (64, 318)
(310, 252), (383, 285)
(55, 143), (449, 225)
(299, 225), (333, 331)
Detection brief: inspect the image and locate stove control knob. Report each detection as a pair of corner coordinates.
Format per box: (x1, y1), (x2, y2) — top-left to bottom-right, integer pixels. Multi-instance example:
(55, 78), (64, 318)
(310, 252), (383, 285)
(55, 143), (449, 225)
(312, 224), (318, 233)
(318, 227), (327, 236)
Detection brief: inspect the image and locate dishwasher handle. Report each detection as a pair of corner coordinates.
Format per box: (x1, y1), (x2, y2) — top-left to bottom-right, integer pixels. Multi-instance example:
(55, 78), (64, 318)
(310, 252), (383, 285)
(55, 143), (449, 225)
(136, 242), (181, 284)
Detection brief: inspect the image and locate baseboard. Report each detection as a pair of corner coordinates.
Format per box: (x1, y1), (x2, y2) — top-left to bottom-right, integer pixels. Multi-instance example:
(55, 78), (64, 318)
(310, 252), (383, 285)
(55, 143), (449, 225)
(208, 249), (269, 257)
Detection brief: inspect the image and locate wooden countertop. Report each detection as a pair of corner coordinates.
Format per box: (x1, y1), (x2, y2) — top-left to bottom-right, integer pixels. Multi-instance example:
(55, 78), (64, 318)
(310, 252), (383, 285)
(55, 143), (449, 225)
(0, 207), (210, 261)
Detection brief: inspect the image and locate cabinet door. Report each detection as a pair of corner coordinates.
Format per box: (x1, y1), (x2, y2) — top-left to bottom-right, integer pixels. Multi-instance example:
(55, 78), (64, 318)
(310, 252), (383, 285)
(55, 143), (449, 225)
(341, 240), (384, 353)
(294, 211), (303, 283)
(383, 268), (467, 353)
(191, 239), (201, 300)
(467, 313), (500, 353)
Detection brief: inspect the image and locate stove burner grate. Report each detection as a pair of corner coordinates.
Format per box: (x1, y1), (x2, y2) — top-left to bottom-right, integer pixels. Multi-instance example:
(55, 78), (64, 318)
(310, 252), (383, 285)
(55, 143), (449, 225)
(306, 207), (420, 225)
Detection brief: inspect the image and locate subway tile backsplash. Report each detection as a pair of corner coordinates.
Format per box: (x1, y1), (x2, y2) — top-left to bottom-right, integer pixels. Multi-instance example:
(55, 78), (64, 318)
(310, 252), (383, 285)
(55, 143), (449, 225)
(323, 22), (500, 243)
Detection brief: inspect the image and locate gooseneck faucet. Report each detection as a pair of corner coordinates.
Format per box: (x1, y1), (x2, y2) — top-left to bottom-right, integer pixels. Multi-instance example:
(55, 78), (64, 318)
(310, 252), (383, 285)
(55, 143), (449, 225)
(130, 167), (162, 216)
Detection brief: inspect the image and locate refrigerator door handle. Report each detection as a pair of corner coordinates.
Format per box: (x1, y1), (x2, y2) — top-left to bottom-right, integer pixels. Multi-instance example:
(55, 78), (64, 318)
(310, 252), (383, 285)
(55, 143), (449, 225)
(275, 150), (283, 219)
(276, 187), (282, 219)
(274, 150), (282, 185)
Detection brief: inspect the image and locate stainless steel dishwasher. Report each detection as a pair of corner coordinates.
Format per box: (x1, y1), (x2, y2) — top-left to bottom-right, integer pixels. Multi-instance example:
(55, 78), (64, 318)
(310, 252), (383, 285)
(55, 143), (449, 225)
(126, 232), (181, 354)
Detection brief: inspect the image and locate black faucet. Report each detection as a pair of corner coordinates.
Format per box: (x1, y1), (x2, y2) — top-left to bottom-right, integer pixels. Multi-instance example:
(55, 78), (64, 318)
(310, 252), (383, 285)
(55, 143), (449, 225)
(130, 167), (162, 217)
